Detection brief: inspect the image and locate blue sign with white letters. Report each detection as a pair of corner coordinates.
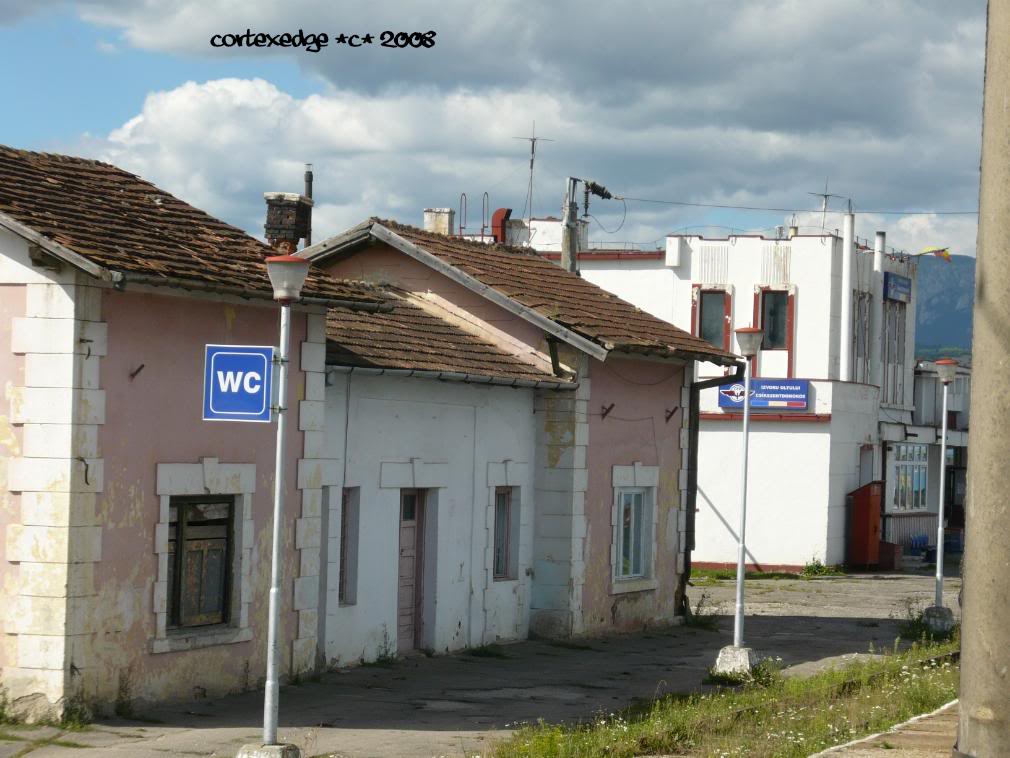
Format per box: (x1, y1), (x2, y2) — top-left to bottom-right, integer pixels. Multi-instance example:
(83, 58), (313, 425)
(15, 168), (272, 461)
(718, 378), (810, 409)
(202, 345), (275, 422)
(884, 273), (911, 303)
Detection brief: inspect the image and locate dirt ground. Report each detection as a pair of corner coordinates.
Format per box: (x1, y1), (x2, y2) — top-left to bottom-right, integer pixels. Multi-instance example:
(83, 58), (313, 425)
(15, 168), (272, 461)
(0, 566), (961, 758)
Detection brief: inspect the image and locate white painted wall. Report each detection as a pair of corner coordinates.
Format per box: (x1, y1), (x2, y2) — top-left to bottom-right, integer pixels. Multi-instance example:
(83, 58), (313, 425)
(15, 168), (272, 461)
(321, 372), (536, 665)
(695, 420), (832, 567)
(694, 381), (879, 567)
(578, 259), (678, 325)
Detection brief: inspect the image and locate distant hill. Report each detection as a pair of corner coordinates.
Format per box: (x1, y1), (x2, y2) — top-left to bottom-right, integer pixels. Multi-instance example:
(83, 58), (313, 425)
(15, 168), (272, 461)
(915, 253), (975, 360)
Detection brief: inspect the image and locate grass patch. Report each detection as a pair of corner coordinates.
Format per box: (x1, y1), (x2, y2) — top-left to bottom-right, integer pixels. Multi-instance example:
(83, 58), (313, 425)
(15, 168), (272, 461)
(467, 644), (512, 659)
(690, 568), (802, 585)
(802, 558), (846, 578)
(489, 639), (958, 758)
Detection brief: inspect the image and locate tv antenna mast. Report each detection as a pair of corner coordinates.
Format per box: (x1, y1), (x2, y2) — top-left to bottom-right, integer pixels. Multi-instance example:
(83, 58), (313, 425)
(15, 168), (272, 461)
(513, 121), (554, 226)
(807, 178), (845, 230)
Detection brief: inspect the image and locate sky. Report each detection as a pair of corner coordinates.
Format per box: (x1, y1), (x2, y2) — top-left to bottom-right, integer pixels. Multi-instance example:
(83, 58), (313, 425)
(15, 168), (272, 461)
(0, 1), (987, 256)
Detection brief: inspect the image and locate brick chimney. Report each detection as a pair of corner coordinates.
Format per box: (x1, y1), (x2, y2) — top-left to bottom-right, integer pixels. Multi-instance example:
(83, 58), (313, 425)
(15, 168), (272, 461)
(264, 192), (313, 253)
(423, 207), (455, 236)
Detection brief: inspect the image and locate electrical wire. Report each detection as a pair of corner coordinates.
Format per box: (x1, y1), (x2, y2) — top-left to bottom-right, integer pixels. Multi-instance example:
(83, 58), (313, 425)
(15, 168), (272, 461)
(588, 197), (628, 234)
(618, 195), (977, 216)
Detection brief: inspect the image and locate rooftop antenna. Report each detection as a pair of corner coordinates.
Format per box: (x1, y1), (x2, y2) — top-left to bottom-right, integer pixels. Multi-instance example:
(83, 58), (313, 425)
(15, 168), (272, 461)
(513, 121), (554, 228)
(807, 177), (844, 231)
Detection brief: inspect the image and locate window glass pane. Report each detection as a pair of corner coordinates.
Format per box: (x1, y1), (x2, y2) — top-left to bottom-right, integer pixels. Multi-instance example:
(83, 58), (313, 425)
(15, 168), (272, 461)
(762, 292), (788, 349)
(632, 497), (644, 576)
(494, 498), (509, 577)
(621, 502), (632, 577)
(699, 292), (725, 347)
(402, 493), (416, 521)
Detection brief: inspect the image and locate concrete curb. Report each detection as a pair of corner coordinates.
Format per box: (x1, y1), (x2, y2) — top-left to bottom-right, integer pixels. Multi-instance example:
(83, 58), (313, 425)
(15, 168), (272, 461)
(808, 699), (959, 756)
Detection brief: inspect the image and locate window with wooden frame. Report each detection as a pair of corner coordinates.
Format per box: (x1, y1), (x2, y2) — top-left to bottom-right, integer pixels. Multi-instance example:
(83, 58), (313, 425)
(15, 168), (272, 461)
(338, 487), (360, 606)
(691, 286), (732, 351)
(752, 287), (795, 377)
(615, 487), (652, 580)
(760, 290), (789, 349)
(167, 497), (234, 629)
(492, 486), (518, 580)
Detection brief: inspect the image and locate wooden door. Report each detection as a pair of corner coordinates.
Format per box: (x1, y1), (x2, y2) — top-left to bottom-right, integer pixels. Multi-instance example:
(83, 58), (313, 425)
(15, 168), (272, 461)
(397, 489), (425, 653)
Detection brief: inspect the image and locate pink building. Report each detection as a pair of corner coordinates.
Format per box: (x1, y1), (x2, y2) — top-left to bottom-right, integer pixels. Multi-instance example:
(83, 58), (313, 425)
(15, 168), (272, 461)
(0, 146), (734, 718)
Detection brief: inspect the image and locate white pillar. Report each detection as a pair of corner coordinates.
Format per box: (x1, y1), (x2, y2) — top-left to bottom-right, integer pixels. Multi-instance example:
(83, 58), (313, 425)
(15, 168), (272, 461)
(870, 232), (885, 390)
(839, 213), (855, 382)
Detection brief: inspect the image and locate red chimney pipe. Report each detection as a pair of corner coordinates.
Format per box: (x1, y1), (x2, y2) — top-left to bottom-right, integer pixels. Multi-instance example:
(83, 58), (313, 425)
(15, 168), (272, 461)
(491, 208), (512, 244)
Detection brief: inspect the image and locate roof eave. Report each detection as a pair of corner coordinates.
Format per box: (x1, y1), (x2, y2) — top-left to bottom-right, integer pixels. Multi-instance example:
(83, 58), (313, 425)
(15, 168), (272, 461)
(0, 210), (113, 281)
(305, 221), (610, 362)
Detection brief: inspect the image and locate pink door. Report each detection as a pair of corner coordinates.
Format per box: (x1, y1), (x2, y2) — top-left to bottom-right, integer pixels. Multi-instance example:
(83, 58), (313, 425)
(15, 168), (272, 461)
(397, 489), (424, 653)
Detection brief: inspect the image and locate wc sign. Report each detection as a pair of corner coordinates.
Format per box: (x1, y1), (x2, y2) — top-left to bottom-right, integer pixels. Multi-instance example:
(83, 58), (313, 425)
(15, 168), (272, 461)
(202, 345), (275, 422)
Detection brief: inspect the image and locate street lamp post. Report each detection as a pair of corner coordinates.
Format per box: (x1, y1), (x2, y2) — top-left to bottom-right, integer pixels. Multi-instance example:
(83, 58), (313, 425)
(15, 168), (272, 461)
(262, 255), (309, 750)
(925, 358), (958, 635)
(714, 326), (763, 676)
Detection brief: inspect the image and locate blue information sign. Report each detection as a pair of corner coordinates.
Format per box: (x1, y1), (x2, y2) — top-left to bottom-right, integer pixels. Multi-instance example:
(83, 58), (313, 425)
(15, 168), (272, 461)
(884, 272), (911, 303)
(202, 345), (275, 422)
(718, 378), (810, 410)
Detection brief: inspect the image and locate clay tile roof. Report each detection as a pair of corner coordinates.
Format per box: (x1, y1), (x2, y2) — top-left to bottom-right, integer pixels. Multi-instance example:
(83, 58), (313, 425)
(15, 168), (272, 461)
(0, 145), (376, 304)
(367, 219), (736, 364)
(326, 288), (566, 384)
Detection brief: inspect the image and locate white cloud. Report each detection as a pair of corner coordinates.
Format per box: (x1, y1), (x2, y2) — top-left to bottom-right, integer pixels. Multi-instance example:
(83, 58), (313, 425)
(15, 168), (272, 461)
(80, 72), (982, 256)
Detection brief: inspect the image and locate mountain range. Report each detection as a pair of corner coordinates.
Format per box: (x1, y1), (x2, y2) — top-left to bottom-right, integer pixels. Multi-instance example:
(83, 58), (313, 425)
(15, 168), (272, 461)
(914, 253), (975, 360)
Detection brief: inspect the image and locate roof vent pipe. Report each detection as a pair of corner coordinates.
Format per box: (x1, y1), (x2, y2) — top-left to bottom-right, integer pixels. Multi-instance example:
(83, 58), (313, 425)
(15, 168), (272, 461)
(491, 208), (512, 243)
(788, 226), (799, 238)
(873, 231), (885, 273)
(303, 164), (313, 246)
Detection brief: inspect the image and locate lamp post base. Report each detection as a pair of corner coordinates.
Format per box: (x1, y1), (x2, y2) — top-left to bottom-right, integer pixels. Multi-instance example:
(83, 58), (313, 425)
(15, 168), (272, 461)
(923, 605), (956, 635)
(237, 744), (302, 758)
(713, 645), (757, 677)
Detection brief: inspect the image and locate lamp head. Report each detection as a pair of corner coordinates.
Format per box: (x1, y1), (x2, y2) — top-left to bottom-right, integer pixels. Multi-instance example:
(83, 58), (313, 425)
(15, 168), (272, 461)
(735, 327), (764, 358)
(265, 255), (310, 303)
(934, 358), (958, 385)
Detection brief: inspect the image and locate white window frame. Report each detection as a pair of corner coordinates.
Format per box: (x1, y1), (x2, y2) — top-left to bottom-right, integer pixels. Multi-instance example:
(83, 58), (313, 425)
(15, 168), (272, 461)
(890, 443), (929, 512)
(611, 463), (659, 594)
(485, 460), (527, 586)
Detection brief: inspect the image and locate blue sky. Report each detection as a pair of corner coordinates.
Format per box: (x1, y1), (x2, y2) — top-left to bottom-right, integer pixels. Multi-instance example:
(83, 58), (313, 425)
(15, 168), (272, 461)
(0, 1), (987, 255)
(0, 10), (321, 149)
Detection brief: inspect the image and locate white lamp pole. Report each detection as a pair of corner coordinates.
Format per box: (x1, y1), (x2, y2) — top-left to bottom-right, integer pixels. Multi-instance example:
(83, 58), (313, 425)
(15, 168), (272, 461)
(262, 254), (310, 747)
(732, 327), (763, 648)
(933, 358), (958, 609)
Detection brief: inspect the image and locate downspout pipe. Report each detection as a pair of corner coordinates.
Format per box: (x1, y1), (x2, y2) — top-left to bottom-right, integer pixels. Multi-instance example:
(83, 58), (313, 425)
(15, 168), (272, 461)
(677, 360), (746, 616)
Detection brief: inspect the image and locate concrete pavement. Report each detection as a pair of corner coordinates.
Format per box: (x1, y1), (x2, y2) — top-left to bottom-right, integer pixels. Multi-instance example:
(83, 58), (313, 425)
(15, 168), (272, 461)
(0, 571), (960, 758)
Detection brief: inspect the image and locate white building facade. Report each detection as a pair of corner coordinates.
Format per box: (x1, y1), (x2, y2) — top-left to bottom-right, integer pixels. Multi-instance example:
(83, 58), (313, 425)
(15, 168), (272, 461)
(546, 227), (967, 568)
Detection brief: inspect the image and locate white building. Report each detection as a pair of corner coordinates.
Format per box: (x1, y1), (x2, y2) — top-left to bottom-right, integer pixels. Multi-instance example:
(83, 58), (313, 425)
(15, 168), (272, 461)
(533, 223), (968, 569)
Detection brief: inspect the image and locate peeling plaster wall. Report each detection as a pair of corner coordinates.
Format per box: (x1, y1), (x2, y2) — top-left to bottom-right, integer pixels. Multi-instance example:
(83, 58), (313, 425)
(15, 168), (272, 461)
(581, 357), (686, 634)
(90, 289), (309, 709)
(320, 373), (536, 664)
(0, 282), (25, 677)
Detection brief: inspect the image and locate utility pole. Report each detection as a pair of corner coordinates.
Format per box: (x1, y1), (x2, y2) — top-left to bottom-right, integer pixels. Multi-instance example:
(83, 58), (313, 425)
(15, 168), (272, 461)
(561, 176), (579, 273)
(955, 3), (1010, 756)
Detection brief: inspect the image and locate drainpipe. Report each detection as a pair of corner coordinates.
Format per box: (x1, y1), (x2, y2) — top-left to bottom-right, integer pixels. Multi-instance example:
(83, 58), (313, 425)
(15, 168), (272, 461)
(677, 360), (746, 616)
(839, 211), (855, 382)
